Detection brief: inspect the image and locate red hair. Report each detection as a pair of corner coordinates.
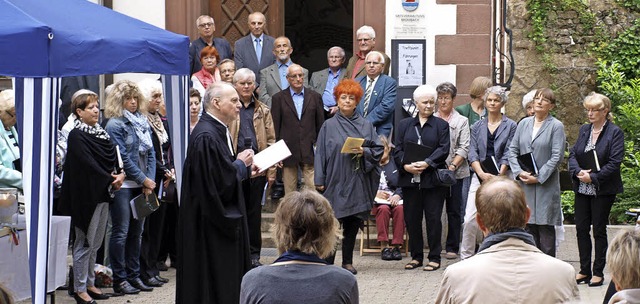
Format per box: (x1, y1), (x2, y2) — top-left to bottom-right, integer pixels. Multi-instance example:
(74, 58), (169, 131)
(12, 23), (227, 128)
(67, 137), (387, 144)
(200, 46), (220, 63)
(333, 79), (364, 103)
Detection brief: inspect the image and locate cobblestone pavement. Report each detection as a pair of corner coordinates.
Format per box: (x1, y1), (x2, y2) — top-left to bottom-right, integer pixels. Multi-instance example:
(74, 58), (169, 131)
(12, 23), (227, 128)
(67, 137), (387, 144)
(31, 225), (624, 304)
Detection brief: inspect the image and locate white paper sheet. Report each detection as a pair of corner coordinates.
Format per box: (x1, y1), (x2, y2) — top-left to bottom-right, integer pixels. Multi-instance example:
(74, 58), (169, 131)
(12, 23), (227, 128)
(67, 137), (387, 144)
(253, 140), (292, 173)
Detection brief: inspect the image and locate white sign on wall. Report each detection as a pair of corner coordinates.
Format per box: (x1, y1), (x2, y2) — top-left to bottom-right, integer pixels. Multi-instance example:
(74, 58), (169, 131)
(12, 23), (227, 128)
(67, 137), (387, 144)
(397, 43), (424, 87)
(394, 14), (427, 38)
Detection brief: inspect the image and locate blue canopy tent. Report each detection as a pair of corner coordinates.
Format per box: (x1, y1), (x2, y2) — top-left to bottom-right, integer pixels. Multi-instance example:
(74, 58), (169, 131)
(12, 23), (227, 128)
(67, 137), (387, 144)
(0, 0), (189, 302)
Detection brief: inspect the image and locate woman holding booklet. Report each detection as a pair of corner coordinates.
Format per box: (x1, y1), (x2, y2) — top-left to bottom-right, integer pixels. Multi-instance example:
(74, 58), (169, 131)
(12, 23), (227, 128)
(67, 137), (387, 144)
(314, 79), (383, 275)
(508, 88), (565, 257)
(460, 85), (517, 259)
(569, 92), (624, 287)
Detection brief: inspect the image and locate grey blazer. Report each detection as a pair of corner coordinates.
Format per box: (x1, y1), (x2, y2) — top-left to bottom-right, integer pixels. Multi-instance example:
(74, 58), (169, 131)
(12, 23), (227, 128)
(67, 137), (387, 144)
(233, 34), (276, 85)
(309, 68), (346, 98)
(468, 115), (517, 168)
(258, 62), (308, 108)
(508, 115), (566, 226)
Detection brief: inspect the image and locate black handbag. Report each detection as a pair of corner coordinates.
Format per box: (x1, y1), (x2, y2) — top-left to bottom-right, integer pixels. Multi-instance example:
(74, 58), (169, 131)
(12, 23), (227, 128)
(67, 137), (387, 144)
(435, 169), (456, 187)
(160, 180), (177, 203)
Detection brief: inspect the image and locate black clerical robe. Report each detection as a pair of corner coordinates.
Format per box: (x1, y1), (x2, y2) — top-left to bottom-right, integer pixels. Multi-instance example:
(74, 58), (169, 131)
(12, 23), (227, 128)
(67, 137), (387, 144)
(176, 113), (251, 304)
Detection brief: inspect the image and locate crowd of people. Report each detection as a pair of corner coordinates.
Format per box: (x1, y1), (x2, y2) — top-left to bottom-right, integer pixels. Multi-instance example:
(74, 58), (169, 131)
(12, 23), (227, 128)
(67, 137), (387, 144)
(0, 10), (635, 304)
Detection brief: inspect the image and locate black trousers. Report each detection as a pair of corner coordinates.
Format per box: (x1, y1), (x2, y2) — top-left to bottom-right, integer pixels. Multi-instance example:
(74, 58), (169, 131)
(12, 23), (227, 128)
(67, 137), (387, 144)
(325, 215), (362, 265)
(140, 200), (167, 279)
(157, 201), (178, 267)
(243, 175), (267, 258)
(526, 224), (556, 257)
(445, 179), (464, 253)
(575, 193), (615, 277)
(403, 187), (446, 263)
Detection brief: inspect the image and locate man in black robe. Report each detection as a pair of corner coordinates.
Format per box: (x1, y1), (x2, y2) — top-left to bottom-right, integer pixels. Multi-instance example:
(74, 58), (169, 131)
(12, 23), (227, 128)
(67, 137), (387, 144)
(176, 82), (255, 304)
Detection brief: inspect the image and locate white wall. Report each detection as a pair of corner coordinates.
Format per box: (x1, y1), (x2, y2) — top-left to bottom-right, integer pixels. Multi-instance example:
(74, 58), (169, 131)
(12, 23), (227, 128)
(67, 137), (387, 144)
(385, 0), (457, 87)
(112, 0), (165, 83)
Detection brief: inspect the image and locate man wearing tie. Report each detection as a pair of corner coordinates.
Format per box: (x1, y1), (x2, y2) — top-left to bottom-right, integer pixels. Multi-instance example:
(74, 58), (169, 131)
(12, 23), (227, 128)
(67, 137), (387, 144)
(356, 51), (397, 137)
(234, 12), (276, 87)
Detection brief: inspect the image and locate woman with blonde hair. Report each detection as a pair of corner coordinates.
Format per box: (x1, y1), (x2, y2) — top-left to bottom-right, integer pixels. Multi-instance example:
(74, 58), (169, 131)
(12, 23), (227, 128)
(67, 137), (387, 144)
(240, 190), (358, 304)
(104, 80), (156, 294)
(606, 229), (640, 303)
(569, 92), (624, 287)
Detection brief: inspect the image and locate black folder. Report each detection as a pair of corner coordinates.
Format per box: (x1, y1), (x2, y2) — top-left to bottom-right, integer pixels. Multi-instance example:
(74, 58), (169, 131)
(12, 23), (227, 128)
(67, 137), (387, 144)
(517, 152), (539, 175)
(402, 142), (434, 164)
(129, 192), (159, 220)
(480, 156), (500, 175)
(576, 149), (600, 172)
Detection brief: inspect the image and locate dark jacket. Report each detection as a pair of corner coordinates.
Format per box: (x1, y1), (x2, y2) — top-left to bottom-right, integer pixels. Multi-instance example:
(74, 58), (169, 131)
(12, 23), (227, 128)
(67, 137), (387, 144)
(393, 115), (450, 188)
(271, 87), (324, 167)
(568, 121), (624, 195)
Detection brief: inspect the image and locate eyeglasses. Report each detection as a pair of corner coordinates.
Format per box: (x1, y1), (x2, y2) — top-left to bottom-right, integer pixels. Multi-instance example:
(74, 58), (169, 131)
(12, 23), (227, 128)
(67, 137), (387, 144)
(365, 61), (381, 66)
(287, 74), (304, 79)
(198, 22), (214, 28)
(535, 96), (551, 103)
(357, 38), (373, 42)
(5, 110), (14, 118)
(236, 81), (254, 87)
(202, 56), (217, 61)
(584, 108), (604, 114)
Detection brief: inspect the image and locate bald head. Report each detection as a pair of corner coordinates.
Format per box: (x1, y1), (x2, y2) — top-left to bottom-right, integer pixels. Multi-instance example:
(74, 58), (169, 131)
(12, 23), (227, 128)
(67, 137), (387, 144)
(475, 177), (530, 235)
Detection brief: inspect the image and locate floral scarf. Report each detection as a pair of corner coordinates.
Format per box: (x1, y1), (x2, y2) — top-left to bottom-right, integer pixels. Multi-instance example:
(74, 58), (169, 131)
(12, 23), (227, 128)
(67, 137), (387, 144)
(73, 119), (110, 141)
(147, 112), (168, 144)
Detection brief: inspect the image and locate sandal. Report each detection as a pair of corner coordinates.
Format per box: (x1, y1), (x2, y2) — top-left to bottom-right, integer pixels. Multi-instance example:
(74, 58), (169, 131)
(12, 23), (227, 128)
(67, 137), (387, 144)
(404, 260), (423, 270)
(423, 261), (440, 271)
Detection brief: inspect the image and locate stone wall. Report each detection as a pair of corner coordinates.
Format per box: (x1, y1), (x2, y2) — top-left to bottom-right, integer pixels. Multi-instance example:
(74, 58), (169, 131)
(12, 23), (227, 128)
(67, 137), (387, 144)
(505, 0), (637, 144)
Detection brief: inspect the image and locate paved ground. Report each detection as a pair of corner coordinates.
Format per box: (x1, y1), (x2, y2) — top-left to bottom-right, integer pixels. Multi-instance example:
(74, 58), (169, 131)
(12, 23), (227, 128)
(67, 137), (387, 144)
(30, 225), (625, 304)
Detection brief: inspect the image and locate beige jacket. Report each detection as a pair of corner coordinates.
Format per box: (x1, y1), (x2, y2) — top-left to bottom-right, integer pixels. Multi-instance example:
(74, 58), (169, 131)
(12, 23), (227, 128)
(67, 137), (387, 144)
(229, 98), (276, 180)
(435, 237), (579, 304)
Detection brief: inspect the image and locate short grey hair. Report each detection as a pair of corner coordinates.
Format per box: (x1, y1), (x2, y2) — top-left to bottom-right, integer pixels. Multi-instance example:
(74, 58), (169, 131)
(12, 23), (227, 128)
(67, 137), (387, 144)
(365, 51), (385, 66)
(327, 46), (345, 58)
(137, 78), (163, 101)
(196, 15), (214, 26)
(521, 89), (536, 109)
(0, 90), (15, 112)
(287, 64), (304, 76)
(203, 82), (235, 112)
(233, 68), (256, 84)
(218, 58), (235, 67)
(413, 85), (437, 101)
(484, 85), (509, 104)
(356, 25), (376, 39)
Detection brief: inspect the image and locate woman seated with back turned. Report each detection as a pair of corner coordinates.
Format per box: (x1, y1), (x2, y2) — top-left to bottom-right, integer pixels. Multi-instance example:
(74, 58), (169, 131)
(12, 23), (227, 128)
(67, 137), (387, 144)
(240, 190), (359, 304)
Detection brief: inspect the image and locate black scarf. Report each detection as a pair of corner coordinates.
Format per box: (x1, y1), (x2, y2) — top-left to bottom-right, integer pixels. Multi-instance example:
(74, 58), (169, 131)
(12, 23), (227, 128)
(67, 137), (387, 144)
(273, 250), (329, 264)
(477, 228), (536, 253)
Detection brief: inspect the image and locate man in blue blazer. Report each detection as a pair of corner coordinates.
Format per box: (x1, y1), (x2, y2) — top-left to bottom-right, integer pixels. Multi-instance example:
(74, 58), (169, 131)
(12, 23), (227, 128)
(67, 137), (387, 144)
(356, 51), (397, 137)
(234, 12), (276, 87)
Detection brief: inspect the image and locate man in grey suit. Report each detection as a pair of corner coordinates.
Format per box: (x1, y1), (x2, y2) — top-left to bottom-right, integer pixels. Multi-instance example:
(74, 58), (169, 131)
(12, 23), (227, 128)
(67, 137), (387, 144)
(356, 51), (397, 137)
(189, 15), (233, 76)
(258, 36), (308, 108)
(234, 12), (276, 87)
(309, 46), (346, 119)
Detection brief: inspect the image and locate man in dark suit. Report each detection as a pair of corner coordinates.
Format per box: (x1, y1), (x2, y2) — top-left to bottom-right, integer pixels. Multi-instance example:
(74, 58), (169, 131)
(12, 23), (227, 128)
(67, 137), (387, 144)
(189, 15), (233, 76)
(345, 25), (390, 79)
(309, 46), (346, 119)
(258, 36), (308, 108)
(271, 64), (324, 196)
(356, 51), (397, 137)
(233, 12), (276, 87)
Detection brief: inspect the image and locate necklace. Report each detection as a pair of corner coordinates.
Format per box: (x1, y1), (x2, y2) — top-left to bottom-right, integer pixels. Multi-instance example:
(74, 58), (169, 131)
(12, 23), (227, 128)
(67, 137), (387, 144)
(592, 125), (604, 134)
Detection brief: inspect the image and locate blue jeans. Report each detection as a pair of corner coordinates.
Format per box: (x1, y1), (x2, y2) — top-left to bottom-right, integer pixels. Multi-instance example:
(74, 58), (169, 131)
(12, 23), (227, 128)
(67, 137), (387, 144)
(109, 187), (145, 282)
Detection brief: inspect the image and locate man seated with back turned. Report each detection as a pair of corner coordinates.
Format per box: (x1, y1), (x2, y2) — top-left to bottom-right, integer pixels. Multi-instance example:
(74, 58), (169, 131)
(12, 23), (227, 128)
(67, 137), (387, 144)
(435, 177), (579, 304)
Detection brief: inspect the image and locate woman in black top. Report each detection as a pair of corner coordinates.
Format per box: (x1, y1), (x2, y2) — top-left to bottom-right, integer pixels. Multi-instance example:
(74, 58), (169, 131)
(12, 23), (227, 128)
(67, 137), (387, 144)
(393, 84), (450, 271)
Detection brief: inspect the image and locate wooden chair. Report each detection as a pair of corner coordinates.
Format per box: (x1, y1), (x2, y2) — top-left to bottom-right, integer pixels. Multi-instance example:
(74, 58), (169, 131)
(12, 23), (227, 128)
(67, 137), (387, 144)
(359, 213), (409, 256)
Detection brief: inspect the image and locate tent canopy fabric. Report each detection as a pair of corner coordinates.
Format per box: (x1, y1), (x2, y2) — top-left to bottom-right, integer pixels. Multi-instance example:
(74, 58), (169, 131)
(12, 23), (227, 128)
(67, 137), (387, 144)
(0, 0), (189, 77)
(0, 1), (190, 303)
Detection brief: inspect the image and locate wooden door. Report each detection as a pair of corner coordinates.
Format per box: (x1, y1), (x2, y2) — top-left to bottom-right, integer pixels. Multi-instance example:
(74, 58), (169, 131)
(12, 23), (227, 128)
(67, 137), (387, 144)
(210, 0), (284, 47)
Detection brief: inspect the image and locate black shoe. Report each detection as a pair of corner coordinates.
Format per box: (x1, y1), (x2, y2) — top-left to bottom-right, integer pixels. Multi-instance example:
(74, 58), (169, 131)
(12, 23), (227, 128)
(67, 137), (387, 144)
(73, 293), (97, 304)
(128, 278), (153, 292)
(156, 262), (169, 271)
(391, 247), (403, 261)
(87, 289), (109, 300)
(142, 276), (164, 287)
(342, 264), (357, 275)
(588, 276), (604, 287)
(251, 258), (263, 268)
(154, 275), (169, 283)
(112, 281), (140, 295)
(381, 248), (393, 261)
